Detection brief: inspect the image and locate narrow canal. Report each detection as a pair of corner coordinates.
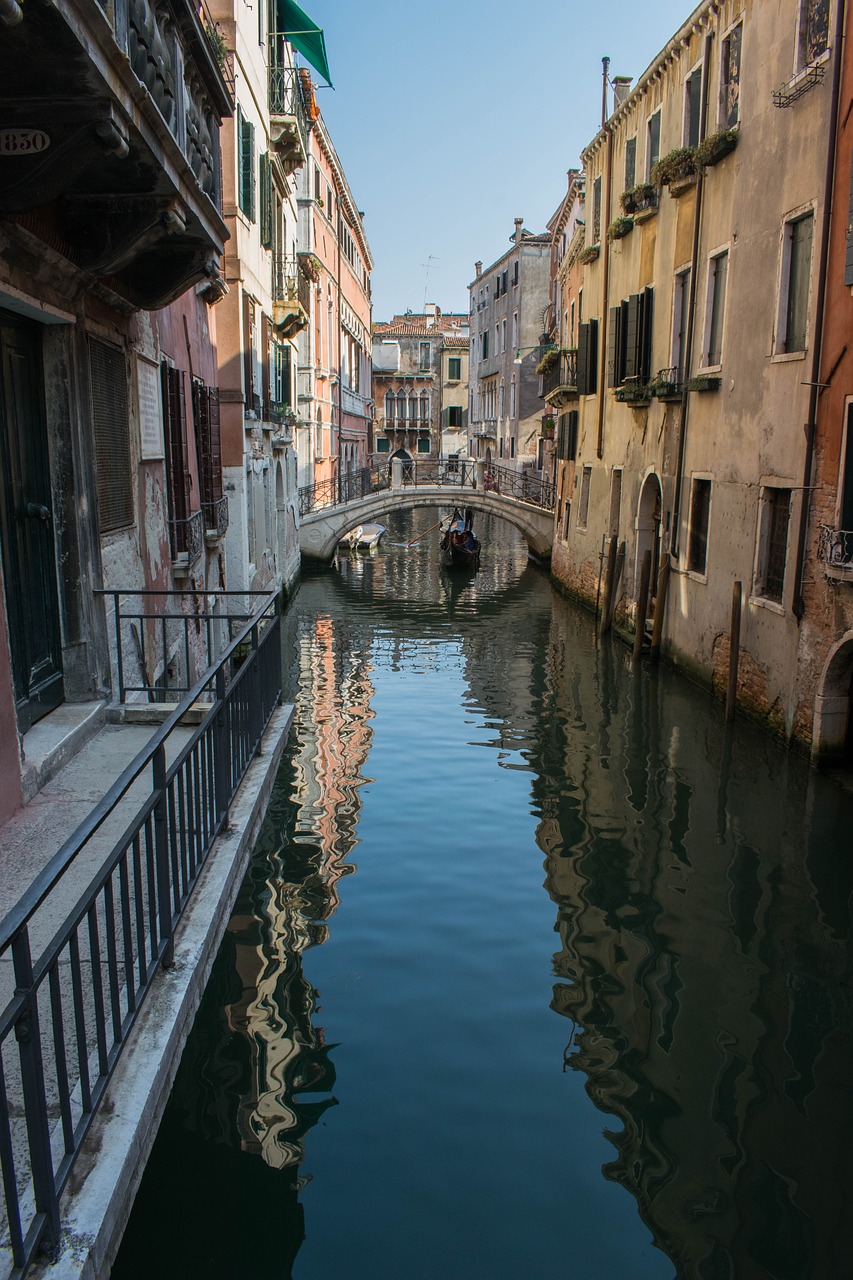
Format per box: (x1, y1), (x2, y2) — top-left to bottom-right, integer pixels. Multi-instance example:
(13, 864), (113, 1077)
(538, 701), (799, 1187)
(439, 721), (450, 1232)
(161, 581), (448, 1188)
(113, 509), (853, 1280)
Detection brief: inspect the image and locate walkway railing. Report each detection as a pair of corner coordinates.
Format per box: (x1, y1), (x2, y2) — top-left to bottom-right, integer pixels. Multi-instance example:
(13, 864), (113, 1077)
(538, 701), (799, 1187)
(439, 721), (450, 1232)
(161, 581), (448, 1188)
(299, 460), (556, 516)
(0, 591), (281, 1275)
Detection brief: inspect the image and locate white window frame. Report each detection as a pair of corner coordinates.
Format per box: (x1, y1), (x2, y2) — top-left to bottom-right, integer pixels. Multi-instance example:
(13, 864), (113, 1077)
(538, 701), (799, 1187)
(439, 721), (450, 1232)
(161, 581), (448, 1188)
(670, 265), (691, 373)
(686, 473), (713, 582)
(794, 0), (831, 78)
(682, 59), (704, 148)
(701, 245), (730, 371)
(772, 202), (816, 360)
(646, 109), (662, 180)
(751, 480), (794, 611)
(578, 465), (592, 530)
(511, 312), (519, 350)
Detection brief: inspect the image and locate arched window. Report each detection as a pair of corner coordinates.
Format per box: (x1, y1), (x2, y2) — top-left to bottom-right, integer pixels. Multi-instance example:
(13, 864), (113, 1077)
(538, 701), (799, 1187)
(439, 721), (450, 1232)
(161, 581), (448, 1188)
(420, 392), (430, 424)
(385, 391), (395, 422)
(409, 393), (419, 422)
(397, 389), (407, 423)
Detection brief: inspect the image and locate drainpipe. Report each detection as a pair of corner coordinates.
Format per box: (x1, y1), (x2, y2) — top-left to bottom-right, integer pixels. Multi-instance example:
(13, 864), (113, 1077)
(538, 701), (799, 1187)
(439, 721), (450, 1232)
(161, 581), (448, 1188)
(792, 0), (845, 619)
(596, 59), (613, 460)
(670, 31), (713, 559)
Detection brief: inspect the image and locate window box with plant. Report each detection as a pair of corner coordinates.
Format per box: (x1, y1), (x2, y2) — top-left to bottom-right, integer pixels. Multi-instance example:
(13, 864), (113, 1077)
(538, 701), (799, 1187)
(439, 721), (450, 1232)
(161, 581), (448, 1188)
(536, 348), (560, 375)
(687, 374), (721, 392)
(579, 243), (600, 265)
(614, 381), (652, 406)
(540, 415), (555, 438)
(649, 368), (683, 401)
(607, 216), (634, 242)
(652, 146), (698, 190)
(620, 183), (658, 215)
(696, 128), (738, 168)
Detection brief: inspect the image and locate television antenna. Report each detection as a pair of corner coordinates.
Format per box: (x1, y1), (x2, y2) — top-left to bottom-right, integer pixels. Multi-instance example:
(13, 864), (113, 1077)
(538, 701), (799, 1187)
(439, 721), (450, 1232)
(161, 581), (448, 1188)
(420, 255), (439, 310)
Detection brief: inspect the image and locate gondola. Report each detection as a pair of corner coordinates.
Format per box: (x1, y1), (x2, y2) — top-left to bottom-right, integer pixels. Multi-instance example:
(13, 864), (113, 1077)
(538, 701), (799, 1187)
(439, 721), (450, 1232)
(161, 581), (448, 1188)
(439, 508), (480, 570)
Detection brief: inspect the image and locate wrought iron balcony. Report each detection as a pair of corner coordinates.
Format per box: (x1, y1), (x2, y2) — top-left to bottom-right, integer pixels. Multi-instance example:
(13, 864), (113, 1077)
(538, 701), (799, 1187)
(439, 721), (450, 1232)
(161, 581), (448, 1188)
(203, 495), (229, 539)
(818, 525), (853, 570)
(540, 350), (578, 402)
(170, 509), (204, 569)
(267, 44), (308, 173)
(272, 254), (311, 336)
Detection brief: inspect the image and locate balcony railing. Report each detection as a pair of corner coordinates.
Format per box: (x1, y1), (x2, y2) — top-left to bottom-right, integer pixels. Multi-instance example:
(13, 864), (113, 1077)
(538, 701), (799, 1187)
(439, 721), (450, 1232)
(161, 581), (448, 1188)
(170, 509), (204, 567)
(540, 350), (578, 400)
(818, 525), (853, 569)
(203, 495), (229, 539)
(267, 43), (307, 172)
(272, 255), (311, 336)
(0, 591), (281, 1274)
(299, 466), (391, 516)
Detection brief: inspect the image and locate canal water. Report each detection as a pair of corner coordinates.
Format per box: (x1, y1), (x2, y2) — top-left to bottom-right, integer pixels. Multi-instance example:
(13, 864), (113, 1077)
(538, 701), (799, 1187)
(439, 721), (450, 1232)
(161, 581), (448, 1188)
(113, 509), (853, 1280)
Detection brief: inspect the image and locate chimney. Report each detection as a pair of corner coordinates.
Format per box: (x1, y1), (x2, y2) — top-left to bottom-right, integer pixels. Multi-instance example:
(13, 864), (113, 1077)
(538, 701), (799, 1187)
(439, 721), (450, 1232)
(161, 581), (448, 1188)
(424, 303), (436, 325)
(612, 76), (632, 110)
(475, 261), (482, 277)
(514, 217), (524, 243)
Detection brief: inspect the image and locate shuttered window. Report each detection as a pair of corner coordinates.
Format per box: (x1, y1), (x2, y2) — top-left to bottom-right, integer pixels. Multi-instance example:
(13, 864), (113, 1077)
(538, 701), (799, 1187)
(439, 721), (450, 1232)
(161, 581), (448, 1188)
(576, 320), (598, 395)
(684, 66), (703, 148)
(609, 289), (654, 386)
(192, 380), (223, 518)
(89, 338), (133, 532)
(238, 107), (256, 222)
(783, 213), (813, 353)
(259, 151), (273, 247)
(624, 137), (636, 190)
(161, 363), (192, 556)
(557, 410), (578, 460)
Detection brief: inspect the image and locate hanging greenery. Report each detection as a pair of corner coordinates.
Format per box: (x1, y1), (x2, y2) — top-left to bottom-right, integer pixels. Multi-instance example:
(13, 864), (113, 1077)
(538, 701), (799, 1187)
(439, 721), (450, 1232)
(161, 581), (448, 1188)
(696, 128), (739, 168)
(578, 244), (601, 265)
(620, 183), (658, 214)
(607, 215), (634, 242)
(651, 146), (698, 188)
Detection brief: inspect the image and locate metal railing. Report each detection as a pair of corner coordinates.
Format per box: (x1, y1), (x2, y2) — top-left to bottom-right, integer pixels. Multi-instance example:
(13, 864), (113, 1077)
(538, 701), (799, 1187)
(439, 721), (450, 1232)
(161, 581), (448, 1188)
(817, 524), (853, 568)
(298, 459), (556, 515)
(540, 350), (578, 399)
(299, 465), (391, 516)
(202, 495), (229, 539)
(98, 589), (273, 704)
(272, 254), (311, 316)
(0, 591), (281, 1275)
(170, 509), (204, 565)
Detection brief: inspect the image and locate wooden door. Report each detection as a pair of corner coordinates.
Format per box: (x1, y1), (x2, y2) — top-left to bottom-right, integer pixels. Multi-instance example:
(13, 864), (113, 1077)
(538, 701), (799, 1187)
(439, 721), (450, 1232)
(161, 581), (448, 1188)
(0, 311), (63, 731)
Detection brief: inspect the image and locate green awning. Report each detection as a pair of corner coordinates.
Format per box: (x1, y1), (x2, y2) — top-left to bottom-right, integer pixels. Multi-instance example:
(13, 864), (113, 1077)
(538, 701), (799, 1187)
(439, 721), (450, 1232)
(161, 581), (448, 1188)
(276, 0), (332, 86)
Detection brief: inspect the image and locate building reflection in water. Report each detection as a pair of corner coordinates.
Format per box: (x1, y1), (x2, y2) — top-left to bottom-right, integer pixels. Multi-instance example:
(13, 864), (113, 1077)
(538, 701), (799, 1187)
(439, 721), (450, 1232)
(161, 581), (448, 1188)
(532, 591), (853, 1280)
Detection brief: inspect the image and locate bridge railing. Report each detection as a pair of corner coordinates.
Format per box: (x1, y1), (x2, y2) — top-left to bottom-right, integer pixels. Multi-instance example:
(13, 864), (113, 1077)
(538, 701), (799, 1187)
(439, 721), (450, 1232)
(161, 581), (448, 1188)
(298, 459), (556, 517)
(299, 465), (390, 517)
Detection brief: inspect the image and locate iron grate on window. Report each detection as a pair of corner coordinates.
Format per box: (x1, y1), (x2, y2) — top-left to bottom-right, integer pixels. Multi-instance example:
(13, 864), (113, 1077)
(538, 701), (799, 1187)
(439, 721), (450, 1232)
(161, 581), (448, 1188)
(89, 338), (133, 533)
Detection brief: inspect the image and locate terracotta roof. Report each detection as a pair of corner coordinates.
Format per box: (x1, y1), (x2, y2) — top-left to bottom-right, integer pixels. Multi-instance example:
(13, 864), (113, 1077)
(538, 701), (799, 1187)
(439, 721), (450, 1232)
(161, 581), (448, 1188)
(442, 334), (470, 348)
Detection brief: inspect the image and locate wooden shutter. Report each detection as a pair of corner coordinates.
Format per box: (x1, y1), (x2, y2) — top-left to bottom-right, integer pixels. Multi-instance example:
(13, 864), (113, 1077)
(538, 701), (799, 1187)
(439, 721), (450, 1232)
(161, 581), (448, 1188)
(607, 308), (620, 387)
(844, 153), (853, 287)
(625, 137), (636, 190)
(89, 338), (133, 532)
(259, 152), (273, 248)
(625, 294), (640, 380)
(239, 110), (255, 221)
(161, 363), (191, 551)
(587, 320), (598, 394)
(576, 323), (589, 394)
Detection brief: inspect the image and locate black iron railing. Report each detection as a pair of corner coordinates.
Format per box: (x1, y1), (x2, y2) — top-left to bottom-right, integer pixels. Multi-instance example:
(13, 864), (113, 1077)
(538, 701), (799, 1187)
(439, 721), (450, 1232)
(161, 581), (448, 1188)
(299, 466), (391, 516)
(485, 463), (556, 510)
(272, 254), (311, 316)
(0, 591), (281, 1275)
(818, 524), (853, 568)
(99, 589), (274, 704)
(541, 350), (578, 399)
(203, 495), (229, 539)
(299, 459), (556, 516)
(169, 509), (204, 565)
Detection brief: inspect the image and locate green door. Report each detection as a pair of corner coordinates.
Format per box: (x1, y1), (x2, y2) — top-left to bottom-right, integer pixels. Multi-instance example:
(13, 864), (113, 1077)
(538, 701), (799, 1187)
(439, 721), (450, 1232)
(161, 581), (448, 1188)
(0, 311), (64, 732)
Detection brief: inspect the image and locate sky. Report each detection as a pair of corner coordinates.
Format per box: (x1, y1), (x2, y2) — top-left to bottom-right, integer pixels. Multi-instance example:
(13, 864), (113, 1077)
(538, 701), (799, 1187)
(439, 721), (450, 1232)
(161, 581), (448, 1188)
(304, 0), (697, 322)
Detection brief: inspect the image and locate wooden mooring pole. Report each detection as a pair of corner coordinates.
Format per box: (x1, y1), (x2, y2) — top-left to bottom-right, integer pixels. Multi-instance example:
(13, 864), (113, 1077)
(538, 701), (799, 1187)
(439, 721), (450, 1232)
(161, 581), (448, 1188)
(633, 550), (652, 666)
(649, 557), (671, 663)
(599, 536), (618, 638)
(726, 581), (742, 722)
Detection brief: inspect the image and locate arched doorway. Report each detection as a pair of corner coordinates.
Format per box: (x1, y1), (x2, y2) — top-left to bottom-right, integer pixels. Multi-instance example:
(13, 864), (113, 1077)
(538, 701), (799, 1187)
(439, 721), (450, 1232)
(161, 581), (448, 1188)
(637, 473), (662, 600)
(391, 446), (414, 483)
(814, 635), (853, 763)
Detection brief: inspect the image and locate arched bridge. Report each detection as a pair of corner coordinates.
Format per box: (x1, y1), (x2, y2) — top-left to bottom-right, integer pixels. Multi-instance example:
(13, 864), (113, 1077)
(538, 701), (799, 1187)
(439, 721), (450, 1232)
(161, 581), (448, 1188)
(298, 460), (556, 564)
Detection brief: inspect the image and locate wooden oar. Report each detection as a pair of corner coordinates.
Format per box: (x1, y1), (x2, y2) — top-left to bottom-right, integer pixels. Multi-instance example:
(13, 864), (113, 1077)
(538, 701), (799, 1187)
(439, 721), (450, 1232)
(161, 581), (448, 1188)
(407, 520), (444, 547)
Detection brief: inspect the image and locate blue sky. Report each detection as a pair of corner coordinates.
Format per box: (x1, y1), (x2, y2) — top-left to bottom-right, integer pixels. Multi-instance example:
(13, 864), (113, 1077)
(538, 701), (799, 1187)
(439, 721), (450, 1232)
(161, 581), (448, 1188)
(305, 0), (695, 321)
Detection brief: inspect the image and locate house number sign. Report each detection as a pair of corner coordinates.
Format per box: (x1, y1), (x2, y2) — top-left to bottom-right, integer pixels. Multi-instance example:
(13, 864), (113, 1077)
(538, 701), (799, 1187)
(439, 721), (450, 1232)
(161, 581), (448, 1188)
(0, 130), (50, 154)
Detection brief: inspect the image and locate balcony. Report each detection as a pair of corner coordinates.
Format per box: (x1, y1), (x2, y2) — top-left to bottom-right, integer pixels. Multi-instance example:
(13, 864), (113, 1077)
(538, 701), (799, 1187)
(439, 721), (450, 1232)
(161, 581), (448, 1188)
(818, 525), (853, 578)
(540, 350), (578, 405)
(268, 43), (309, 175)
(341, 385), (372, 418)
(0, 0), (232, 310)
(272, 254), (311, 336)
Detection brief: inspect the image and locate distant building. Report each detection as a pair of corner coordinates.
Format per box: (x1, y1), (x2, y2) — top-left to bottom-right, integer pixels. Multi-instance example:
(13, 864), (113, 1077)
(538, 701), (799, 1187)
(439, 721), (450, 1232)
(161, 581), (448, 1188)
(468, 220), (551, 472)
(372, 307), (469, 461)
(296, 113), (373, 492)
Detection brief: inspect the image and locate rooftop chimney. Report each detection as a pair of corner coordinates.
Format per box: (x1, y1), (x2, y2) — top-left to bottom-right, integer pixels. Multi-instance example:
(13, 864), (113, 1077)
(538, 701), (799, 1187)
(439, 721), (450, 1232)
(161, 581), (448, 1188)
(612, 75), (632, 109)
(514, 217), (524, 243)
(475, 261), (482, 277)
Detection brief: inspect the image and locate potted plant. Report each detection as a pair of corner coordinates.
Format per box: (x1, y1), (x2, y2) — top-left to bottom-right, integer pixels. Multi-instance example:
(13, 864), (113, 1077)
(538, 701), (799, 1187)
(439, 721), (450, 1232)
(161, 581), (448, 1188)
(696, 127), (738, 168)
(615, 382), (652, 405)
(651, 146), (698, 188)
(541, 416), (556, 437)
(607, 215), (634, 242)
(687, 373), (722, 392)
(579, 243), (600, 265)
(649, 371), (682, 400)
(536, 348), (560, 374)
(620, 183), (657, 214)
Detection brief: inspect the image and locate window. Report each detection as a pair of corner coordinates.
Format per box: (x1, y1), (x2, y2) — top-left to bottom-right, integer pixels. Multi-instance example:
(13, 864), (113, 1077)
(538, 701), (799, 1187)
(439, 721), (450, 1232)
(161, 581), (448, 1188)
(609, 469), (622, 537)
(625, 137), (636, 190)
(448, 356), (461, 380)
(578, 466), (592, 527)
(419, 341), (431, 370)
(377, 436), (390, 453)
(576, 319), (599, 395)
(495, 274), (502, 297)
(592, 176), (602, 243)
(482, 331), (489, 360)
(720, 23), (742, 128)
(161, 362), (194, 558)
(417, 437), (430, 453)
(447, 406), (463, 427)
(510, 377), (517, 418)
(501, 319), (507, 353)
(683, 64), (703, 148)
(797, 0), (829, 71)
(192, 380), (224, 525)
(703, 251), (728, 367)
(259, 152), (273, 248)
(646, 110), (661, 178)
(385, 391), (395, 422)
(755, 487), (791, 602)
(90, 339), (133, 532)
(511, 312), (518, 350)
(238, 107), (256, 221)
(557, 411), (579, 460)
(314, 165), (321, 202)
(495, 323), (499, 354)
(607, 288), (655, 387)
(510, 437), (515, 458)
(513, 260), (519, 286)
(777, 212), (814, 353)
(502, 270), (508, 294)
(499, 382), (505, 417)
(671, 268), (691, 375)
(688, 478), (712, 574)
(562, 500), (572, 541)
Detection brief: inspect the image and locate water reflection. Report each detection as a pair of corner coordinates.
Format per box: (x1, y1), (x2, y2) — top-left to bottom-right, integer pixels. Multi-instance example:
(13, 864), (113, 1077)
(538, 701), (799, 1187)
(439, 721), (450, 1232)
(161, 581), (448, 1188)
(114, 509), (853, 1280)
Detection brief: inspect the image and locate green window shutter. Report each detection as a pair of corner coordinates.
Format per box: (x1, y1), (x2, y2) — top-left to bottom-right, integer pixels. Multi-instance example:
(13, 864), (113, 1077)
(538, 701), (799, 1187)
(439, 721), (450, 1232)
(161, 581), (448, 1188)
(606, 308), (620, 387)
(588, 320), (599, 394)
(260, 152), (273, 247)
(625, 294), (640, 381)
(239, 110), (256, 221)
(577, 323), (590, 395)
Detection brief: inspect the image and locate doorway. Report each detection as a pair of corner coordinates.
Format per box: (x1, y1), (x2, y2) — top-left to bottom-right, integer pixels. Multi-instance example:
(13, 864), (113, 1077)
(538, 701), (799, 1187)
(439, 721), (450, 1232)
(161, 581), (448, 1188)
(637, 473), (663, 602)
(0, 310), (64, 731)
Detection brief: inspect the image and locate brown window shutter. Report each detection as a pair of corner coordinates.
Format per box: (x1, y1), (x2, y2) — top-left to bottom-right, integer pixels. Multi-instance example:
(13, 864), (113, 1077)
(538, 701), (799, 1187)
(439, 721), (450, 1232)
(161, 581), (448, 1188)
(89, 338), (133, 532)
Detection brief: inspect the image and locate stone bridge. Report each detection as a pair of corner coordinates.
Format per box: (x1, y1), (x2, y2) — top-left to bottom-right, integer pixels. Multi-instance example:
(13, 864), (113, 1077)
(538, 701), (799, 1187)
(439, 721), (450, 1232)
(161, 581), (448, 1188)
(298, 460), (555, 565)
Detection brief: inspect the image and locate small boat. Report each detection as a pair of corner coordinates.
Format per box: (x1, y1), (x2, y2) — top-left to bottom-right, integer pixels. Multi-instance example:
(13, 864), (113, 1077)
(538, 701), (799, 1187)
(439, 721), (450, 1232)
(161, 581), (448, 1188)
(345, 522), (385, 552)
(439, 508), (480, 570)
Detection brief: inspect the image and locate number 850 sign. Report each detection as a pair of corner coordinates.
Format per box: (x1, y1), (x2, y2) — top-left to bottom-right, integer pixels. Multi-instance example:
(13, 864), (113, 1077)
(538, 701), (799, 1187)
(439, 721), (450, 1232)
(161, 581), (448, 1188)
(0, 130), (50, 155)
